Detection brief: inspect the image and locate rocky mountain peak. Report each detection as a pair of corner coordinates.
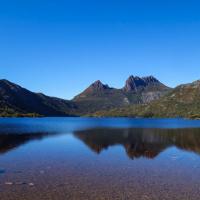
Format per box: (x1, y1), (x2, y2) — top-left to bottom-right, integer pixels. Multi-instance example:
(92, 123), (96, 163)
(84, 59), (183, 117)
(142, 76), (159, 83)
(89, 80), (110, 91)
(123, 76), (145, 92)
(73, 80), (112, 101)
(123, 75), (163, 92)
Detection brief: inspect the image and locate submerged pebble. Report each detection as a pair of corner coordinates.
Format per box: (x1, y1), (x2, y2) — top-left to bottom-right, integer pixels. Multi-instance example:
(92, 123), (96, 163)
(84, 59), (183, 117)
(28, 183), (35, 186)
(5, 181), (35, 186)
(5, 182), (13, 185)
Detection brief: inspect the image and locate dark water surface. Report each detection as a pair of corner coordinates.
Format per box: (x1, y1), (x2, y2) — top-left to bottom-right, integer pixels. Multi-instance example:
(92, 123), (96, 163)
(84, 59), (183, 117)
(1, 118), (200, 200)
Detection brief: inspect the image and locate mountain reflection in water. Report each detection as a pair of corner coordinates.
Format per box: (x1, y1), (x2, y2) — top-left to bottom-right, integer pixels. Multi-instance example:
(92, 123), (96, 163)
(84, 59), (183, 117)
(0, 132), (58, 154)
(74, 128), (200, 159)
(1, 128), (200, 159)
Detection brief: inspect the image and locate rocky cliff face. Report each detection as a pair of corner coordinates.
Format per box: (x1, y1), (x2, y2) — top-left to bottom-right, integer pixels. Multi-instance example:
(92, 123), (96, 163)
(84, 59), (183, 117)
(123, 75), (169, 92)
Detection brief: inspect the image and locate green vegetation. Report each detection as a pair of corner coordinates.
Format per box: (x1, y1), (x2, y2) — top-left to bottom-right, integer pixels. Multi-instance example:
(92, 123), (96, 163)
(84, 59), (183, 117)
(0, 106), (42, 117)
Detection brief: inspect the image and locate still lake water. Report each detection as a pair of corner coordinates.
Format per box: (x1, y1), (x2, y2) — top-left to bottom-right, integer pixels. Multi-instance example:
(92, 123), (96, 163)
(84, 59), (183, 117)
(1, 117), (200, 200)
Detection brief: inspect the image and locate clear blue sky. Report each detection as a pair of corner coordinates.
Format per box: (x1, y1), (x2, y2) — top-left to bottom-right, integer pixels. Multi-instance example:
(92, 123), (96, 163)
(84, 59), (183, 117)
(0, 0), (200, 99)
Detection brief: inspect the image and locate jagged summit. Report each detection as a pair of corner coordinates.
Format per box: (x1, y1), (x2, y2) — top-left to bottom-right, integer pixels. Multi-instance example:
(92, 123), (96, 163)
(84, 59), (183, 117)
(89, 80), (110, 91)
(73, 80), (112, 100)
(123, 76), (143, 92)
(123, 75), (166, 92)
(142, 76), (159, 83)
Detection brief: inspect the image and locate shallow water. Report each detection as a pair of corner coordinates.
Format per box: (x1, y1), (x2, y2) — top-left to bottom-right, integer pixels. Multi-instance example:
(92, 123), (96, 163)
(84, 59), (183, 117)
(1, 117), (200, 200)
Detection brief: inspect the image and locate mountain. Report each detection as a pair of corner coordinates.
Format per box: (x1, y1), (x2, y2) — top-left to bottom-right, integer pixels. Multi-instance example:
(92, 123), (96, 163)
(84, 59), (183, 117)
(77, 80), (111, 95)
(73, 76), (171, 114)
(0, 76), (171, 116)
(123, 75), (168, 92)
(0, 79), (77, 117)
(122, 75), (171, 104)
(3, 77), (200, 118)
(92, 80), (200, 119)
(73, 80), (130, 114)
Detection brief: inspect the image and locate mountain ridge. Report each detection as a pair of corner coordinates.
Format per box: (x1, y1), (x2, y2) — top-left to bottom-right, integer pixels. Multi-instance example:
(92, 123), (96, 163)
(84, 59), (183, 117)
(0, 79), (78, 117)
(1, 76), (199, 118)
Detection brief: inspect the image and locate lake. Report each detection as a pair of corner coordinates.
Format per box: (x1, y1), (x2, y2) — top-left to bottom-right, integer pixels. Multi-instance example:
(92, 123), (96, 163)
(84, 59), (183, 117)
(1, 117), (200, 200)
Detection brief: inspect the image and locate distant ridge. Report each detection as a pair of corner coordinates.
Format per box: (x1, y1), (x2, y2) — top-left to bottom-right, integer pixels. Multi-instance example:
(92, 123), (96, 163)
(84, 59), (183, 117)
(0, 76), (171, 116)
(0, 79), (78, 117)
